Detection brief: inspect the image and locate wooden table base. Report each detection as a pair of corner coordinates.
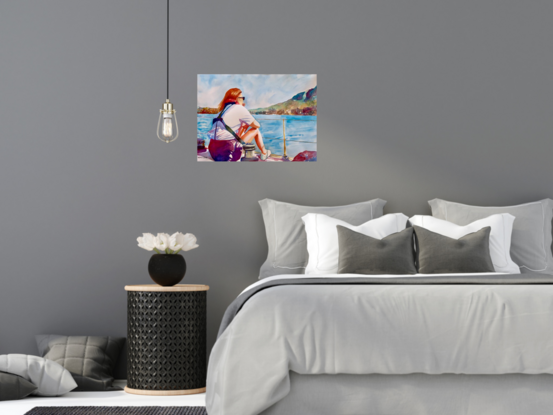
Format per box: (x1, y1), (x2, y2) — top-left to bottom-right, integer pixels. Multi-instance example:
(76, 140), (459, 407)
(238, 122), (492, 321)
(124, 386), (206, 396)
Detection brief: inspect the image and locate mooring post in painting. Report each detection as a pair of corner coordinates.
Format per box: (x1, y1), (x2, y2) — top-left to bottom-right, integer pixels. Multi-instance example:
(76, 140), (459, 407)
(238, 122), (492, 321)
(197, 74), (317, 163)
(282, 119), (289, 161)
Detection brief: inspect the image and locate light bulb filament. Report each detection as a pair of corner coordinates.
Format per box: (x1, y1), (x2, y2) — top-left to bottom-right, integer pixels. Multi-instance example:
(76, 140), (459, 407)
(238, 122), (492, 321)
(162, 118), (173, 137)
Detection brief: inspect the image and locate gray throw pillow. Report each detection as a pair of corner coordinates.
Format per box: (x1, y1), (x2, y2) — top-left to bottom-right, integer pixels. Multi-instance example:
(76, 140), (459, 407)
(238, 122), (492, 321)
(259, 198), (387, 279)
(413, 225), (495, 274)
(337, 226), (416, 275)
(36, 335), (125, 391)
(0, 372), (37, 401)
(429, 199), (553, 274)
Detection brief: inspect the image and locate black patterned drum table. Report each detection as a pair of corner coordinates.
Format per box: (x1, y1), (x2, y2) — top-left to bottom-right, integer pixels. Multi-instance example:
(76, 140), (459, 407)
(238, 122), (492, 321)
(124, 284), (209, 395)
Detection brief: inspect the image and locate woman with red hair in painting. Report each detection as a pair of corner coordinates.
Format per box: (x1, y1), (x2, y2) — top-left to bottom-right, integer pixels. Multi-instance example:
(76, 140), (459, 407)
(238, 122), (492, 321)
(208, 88), (271, 162)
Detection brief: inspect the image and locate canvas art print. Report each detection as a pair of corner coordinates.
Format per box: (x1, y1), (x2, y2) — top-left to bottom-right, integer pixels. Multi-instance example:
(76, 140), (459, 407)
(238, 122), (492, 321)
(197, 74), (317, 162)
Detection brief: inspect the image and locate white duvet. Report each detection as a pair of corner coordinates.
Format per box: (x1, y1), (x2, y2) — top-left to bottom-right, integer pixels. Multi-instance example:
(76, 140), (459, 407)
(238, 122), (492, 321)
(207, 274), (553, 415)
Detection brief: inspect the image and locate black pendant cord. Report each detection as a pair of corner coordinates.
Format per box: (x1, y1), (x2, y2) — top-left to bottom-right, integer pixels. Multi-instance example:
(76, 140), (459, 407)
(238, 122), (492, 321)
(167, 0), (169, 100)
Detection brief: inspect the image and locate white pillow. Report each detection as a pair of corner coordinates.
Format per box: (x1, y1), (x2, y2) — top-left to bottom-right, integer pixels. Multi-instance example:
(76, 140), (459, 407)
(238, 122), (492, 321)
(409, 214), (520, 274)
(302, 213), (409, 275)
(0, 354), (77, 396)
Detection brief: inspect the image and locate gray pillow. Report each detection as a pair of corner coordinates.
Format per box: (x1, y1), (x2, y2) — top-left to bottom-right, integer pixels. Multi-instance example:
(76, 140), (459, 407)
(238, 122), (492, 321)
(429, 199), (553, 274)
(337, 226), (416, 275)
(413, 225), (495, 274)
(259, 198), (386, 279)
(36, 335), (125, 391)
(0, 372), (37, 401)
(0, 354), (77, 396)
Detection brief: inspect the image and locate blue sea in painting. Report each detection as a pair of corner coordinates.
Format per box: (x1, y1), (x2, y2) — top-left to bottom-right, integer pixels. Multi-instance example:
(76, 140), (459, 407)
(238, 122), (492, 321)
(197, 114), (317, 159)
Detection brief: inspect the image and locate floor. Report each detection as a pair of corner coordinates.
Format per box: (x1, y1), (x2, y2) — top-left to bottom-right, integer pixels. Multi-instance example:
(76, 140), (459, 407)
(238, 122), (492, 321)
(0, 381), (206, 415)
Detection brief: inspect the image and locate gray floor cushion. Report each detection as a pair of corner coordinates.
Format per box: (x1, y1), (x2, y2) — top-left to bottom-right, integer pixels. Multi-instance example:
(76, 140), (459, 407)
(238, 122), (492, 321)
(36, 335), (125, 391)
(0, 354), (76, 396)
(0, 371), (37, 401)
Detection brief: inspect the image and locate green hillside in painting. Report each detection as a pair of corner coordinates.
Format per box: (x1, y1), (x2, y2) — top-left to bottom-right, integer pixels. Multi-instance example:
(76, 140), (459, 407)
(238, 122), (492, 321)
(250, 86), (317, 116)
(197, 86), (317, 116)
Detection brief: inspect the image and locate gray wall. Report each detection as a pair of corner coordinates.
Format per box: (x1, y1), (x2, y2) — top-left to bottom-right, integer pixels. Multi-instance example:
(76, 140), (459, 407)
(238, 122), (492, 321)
(1, 0), (553, 370)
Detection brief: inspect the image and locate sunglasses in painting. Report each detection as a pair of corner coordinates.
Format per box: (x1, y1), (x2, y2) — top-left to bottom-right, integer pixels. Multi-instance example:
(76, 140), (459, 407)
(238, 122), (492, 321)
(238, 96), (246, 101)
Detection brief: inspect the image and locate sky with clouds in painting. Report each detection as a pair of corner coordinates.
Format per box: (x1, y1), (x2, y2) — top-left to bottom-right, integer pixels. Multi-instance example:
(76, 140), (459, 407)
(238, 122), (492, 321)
(197, 74), (317, 109)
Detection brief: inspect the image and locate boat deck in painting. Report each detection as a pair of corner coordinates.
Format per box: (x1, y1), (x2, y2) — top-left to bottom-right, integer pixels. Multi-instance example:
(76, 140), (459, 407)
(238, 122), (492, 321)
(197, 148), (287, 162)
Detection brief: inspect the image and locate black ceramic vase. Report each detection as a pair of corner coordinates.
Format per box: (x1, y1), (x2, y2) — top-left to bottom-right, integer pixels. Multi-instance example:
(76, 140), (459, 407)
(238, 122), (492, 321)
(148, 254), (186, 286)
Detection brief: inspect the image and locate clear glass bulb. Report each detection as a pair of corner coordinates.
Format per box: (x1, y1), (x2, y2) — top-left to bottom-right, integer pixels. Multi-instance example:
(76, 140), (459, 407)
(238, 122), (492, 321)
(157, 111), (178, 143)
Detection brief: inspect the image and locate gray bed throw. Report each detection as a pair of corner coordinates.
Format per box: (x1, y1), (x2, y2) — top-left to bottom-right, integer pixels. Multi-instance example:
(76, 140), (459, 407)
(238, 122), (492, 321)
(207, 273), (553, 415)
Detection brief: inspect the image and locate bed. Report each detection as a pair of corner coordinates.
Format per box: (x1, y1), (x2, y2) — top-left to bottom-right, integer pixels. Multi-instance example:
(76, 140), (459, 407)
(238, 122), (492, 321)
(206, 273), (553, 415)
(206, 198), (553, 415)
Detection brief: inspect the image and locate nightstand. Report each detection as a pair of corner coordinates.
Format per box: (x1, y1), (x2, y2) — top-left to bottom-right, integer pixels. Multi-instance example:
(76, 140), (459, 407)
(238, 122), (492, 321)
(124, 284), (209, 395)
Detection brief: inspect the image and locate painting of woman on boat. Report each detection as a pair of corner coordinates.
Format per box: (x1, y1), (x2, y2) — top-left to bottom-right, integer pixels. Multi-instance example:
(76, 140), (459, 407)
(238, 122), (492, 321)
(197, 74), (317, 162)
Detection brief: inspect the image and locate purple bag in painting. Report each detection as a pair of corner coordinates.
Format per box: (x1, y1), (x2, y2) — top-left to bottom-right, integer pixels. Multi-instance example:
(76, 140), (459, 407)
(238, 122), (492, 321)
(209, 139), (243, 162)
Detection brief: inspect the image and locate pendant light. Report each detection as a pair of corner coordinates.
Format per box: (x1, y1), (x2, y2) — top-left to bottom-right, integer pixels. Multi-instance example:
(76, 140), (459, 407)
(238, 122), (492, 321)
(157, 0), (178, 143)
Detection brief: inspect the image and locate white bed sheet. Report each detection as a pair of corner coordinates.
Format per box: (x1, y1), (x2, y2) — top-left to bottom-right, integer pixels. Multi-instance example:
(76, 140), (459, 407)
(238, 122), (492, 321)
(245, 272), (506, 293)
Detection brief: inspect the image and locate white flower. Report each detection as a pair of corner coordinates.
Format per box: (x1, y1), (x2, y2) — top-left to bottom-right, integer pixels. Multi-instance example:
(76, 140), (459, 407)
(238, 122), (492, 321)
(154, 233), (171, 251)
(137, 233), (157, 251)
(138, 232), (198, 254)
(168, 232), (184, 252)
(169, 232), (198, 252)
(179, 233), (199, 252)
